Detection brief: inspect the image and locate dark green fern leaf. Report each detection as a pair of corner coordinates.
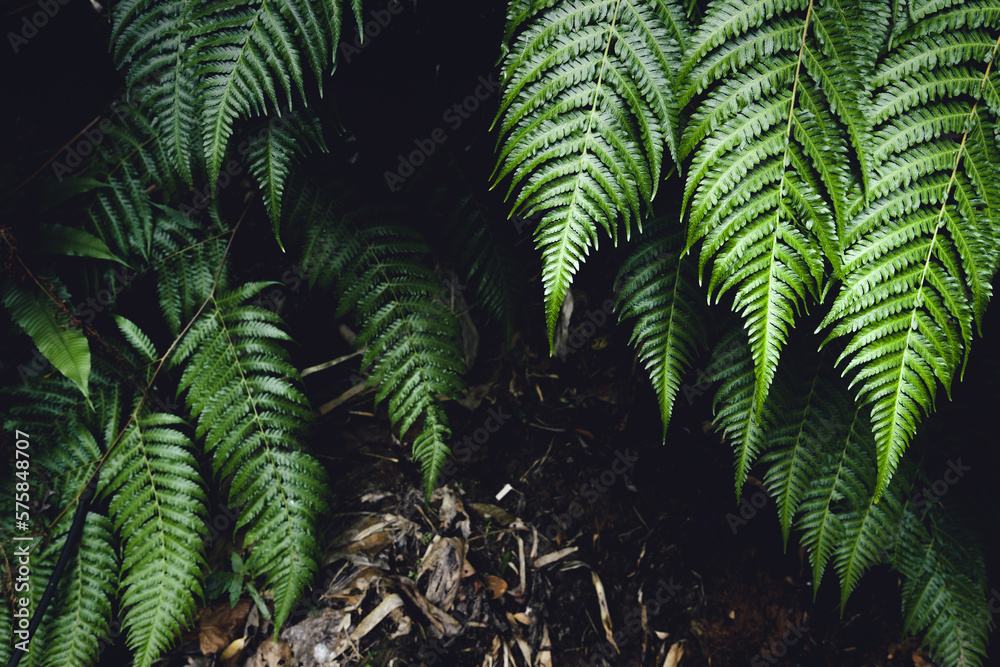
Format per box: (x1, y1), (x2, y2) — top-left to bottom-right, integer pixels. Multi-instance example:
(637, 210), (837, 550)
(185, 0), (351, 185)
(341, 227), (468, 497)
(758, 358), (843, 549)
(493, 0), (689, 347)
(818, 0), (1000, 500)
(111, 0), (201, 186)
(705, 326), (773, 498)
(34, 514), (117, 667)
(171, 283), (327, 633)
(1, 279), (91, 400)
(680, 0), (873, 420)
(100, 411), (208, 667)
(615, 217), (706, 439)
(291, 181), (468, 496)
(892, 502), (993, 666)
(242, 109), (328, 246)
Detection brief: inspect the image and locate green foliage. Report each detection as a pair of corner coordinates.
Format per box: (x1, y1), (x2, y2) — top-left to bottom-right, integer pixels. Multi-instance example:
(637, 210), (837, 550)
(171, 283), (327, 631)
(111, 0), (360, 187)
(614, 216), (707, 439)
(493, 0), (688, 346)
(293, 181), (468, 497)
(3, 0), (999, 665)
(1, 279), (91, 399)
(708, 336), (995, 664)
(818, 0), (1000, 500)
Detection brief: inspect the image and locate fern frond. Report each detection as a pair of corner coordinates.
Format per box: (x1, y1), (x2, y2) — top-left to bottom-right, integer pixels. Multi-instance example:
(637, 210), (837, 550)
(615, 217), (706, 439)
(818, 2), (1000, 499)
(172, 284), (326, 632)
(792, 403), (870, 597)
(494, 0), (688, 347)
(758, 359), (844, 549)
(705, 327), (772, 498)
(100, 412), (208, 667)
(1, 280), (91, 399)
(150, 207), (231, 336)
(892, 502), (993, 666)
(290, 180), (468, 496)
(111, 0), (200, 185)
(242, 109), (328, 245)
(681, 0), (867, 419)
(186, 0), (347, 185)
(34, 514), (117, 667)
(341, 226), (468, 497)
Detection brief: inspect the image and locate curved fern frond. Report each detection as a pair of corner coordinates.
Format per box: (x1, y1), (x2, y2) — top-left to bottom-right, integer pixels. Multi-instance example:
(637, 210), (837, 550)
(705, 327), (772, 498)
(615, 217), (707, 439)
(337, 227), (467, 497)
(493, 0), (688, 347)
(680, 0), (872, 420)
(242, 109), (328, 245)
(291, 180), (468, 496)
(111, 0), (200, 185)
(1, 279), (91, 399)
(892, 504), (993, 667)
(818, 2), (1000, 500)
(34, 513), (117, 667)
(758, 358), (843, 548)
(171, 283), (327, 633)
(100, 412), (208, 667)
(186, 0), (347, 185)
(112, 0), (359, 186)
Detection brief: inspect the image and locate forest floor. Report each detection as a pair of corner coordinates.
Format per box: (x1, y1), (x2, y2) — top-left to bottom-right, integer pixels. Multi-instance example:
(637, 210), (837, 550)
(145, 290), (935, 667)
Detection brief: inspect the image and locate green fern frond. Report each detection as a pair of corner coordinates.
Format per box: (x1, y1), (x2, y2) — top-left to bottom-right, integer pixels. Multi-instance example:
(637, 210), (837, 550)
(493, 0), (688, 347)
(111, 0), (200, 186)
(705, 327), (772, 498)
(112, 0), (359, 186)
(100, 411), (208, 667)
(818, 2), (1000, 500)
(290, 180), (468, 496)
(892, 503), (993, 666)
(341, 226), (468, 497)
(1, 280), (91, 399)
(615, 217), (706, 439)
(34, 514), (117, 667)
(150, 207), (231, 336)
(792, 404), (870, 597)
(242, 109), (328, 245)
(758, 359), (844, 549)
(681, 0), (868, 420)
(186, 0), (349, 185)
(172, 283), (326, 633)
